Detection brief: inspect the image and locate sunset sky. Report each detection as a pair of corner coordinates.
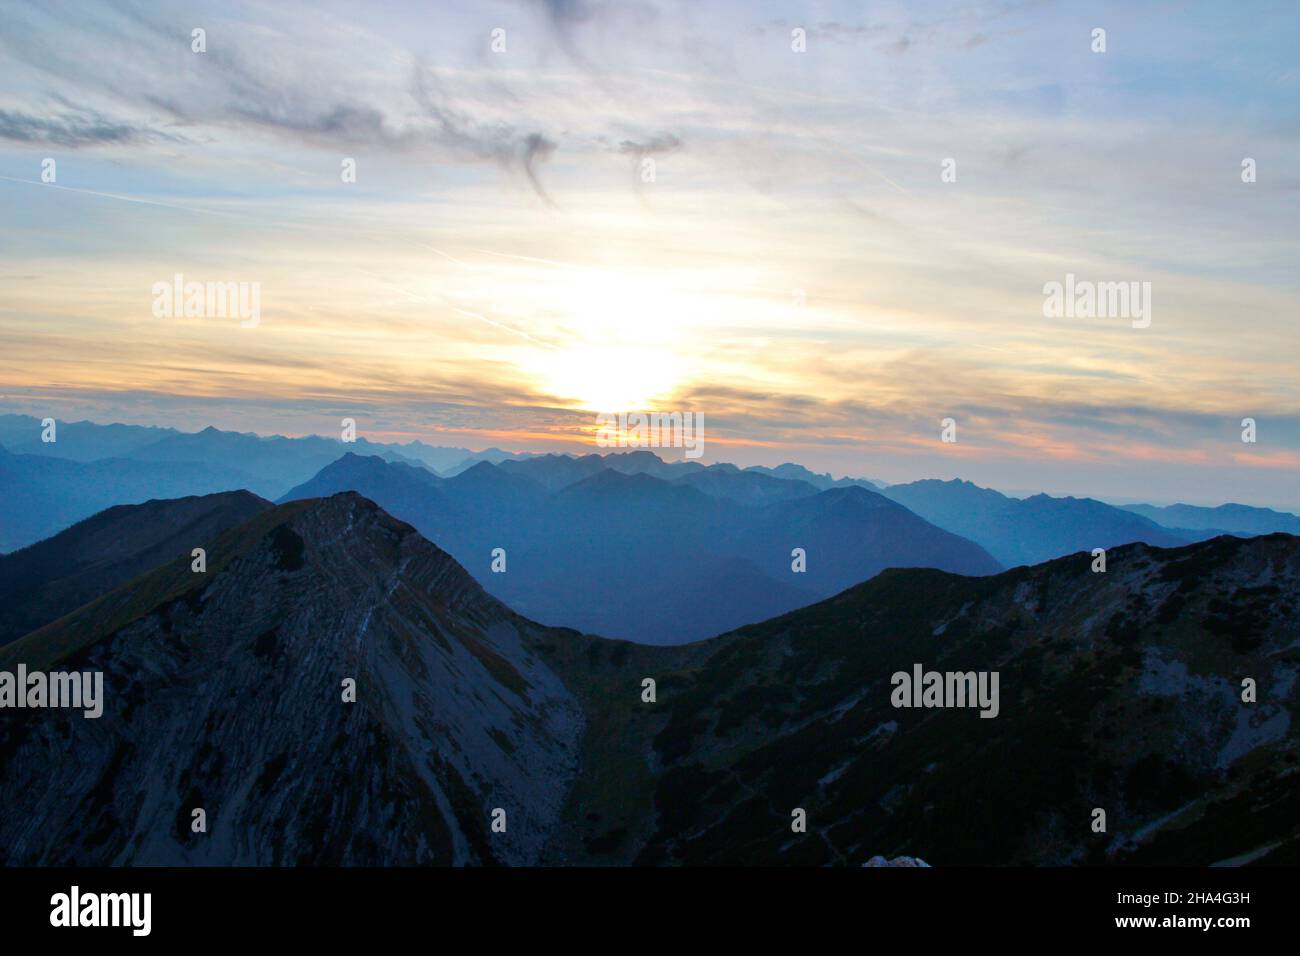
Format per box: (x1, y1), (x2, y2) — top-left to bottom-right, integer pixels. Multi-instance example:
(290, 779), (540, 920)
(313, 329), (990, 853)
(1, 0), (1297, 509)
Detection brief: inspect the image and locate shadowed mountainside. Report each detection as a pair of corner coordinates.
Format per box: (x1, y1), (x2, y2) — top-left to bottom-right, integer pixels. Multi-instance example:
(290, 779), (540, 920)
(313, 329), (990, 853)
(0, 491), (271, 648)
(1, 493), (1295, 866)
(0, 494), (582, 865)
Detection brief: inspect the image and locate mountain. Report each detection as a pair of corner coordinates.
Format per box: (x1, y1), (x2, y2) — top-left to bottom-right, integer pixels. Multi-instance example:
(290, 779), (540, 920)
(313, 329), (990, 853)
(0, 445), (262, 553)
(881, 478), (1191, 567)
(733, 485), (1000, 597)
(0, 415), (179, 461)
(1123, 501), (1300, 537)
(282, 452), (445, 515)
(745, 462), (885, 490)
(494, 450), (705, 490)
(369, 439), (478, 474)
(671, 465), (820, 506)
(554, 531), (1300, 865)
(0, 492), (271, 647)
(123, 427), (366, 498)
(283, 457), (999, 643)
(439, 447), (537, 477)
(0, 493), (583, 865)
(0, 412), (519, 483)
(280, 453), (546, 563)
(494, 453), (609, 491)
(3, 495), (1295, 865)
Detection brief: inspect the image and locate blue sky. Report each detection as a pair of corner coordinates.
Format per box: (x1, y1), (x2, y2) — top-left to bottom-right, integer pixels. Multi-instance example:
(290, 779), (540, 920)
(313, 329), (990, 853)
(1, 0), (1298, 509)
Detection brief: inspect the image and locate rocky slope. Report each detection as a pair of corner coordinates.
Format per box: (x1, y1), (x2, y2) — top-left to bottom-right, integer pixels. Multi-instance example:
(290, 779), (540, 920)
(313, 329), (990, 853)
(0, 494), (582, 865)
(1, 495), (1296, 866)
(549, 533), (1298, 865)
(0, 491), (270, 647)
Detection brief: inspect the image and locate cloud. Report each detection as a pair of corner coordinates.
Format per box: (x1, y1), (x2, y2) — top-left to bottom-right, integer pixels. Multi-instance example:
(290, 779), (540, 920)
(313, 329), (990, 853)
(0, 108), (169, 147)
(617, 134), (683, 156)
(411, 63), (559, 205)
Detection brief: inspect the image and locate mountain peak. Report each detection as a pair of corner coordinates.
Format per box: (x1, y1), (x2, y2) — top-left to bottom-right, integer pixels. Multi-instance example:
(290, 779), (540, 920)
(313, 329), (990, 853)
(0, 491), (583, 865)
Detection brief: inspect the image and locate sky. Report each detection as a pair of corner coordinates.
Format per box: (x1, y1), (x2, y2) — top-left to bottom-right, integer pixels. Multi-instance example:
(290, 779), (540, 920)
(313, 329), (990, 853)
(1, 0), (1298, 510)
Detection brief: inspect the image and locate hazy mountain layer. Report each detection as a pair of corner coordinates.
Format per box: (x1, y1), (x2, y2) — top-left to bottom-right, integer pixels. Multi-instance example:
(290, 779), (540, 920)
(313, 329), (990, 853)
(0, 444), (262, 553)
(1123, 501), (1300, 537)
(282, 454), (1000, 643)
(0, 415), (179, 461)
(881, 478), (1192, 567)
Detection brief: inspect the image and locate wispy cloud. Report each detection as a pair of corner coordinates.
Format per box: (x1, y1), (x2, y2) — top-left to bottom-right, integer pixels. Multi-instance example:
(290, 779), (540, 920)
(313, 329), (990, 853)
(0, 0), (1297, 509)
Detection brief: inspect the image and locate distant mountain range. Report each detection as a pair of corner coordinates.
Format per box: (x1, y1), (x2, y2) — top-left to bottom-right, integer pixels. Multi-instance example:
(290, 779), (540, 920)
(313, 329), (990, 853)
(0, 442), (263, 553)
(879, 479), (1195, 567)
(2, 492), (1295, 865)
(1121, 501), (1300, 537)
(0, 415), (503, 551)
(5, 414), (1295, 567)
(0, 414), (472, 476)
(280, 453), (1000, 643)
(4, 413), (1299, 646)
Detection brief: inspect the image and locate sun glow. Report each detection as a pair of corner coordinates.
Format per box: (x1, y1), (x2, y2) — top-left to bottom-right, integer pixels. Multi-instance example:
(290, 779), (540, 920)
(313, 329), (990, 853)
(518, 267), (703, 412)
(532, 344), (682, 412)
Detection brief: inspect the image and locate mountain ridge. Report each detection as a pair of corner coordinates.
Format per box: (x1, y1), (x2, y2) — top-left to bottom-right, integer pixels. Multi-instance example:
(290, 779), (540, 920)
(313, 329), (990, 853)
(2, 494), (1295, 865)
(281, 454), (1000, 643)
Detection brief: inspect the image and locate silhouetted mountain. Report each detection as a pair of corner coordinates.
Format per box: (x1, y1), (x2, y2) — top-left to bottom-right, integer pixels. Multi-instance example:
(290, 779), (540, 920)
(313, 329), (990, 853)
(0, 415), (179, 461)
(282, 456), (998, 643)
(440, 446), (537, 476)
(124, 427), (366, 498)
(1122, 501), (1300, 537)
(280, 453), (545, 562)
(735, 485), (1000, 596)
(881, 478), (1191, 567)
(745, 462), (885, 490)
(283, 452), (445, 515)
(0, 412), (510, 484)
(671, 465), (820, 506)
(3, 496), (1293, 865)
(0, 491), (270, 647)
(600, 450), (708, 480)
(0, 445), (261, 553)
(492, 453), (605, 490)
(372, 439), (479, 474)
(494, 450), (704, 490)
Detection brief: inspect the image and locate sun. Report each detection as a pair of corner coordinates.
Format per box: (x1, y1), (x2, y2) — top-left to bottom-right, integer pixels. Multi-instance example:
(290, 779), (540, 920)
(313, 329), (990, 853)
(533, 343), (680, 413)
(521, 268), (698, 413)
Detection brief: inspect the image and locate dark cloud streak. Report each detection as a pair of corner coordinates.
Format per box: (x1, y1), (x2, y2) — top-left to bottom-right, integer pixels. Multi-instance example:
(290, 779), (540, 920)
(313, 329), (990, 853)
(0, 108), (169, 147)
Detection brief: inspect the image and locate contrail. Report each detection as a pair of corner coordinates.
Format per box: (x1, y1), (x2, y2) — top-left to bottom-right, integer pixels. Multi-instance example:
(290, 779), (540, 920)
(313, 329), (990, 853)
(0, 176), (240, 218)
(465, 247), (577, 269)
(356, 268), (558, 350)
